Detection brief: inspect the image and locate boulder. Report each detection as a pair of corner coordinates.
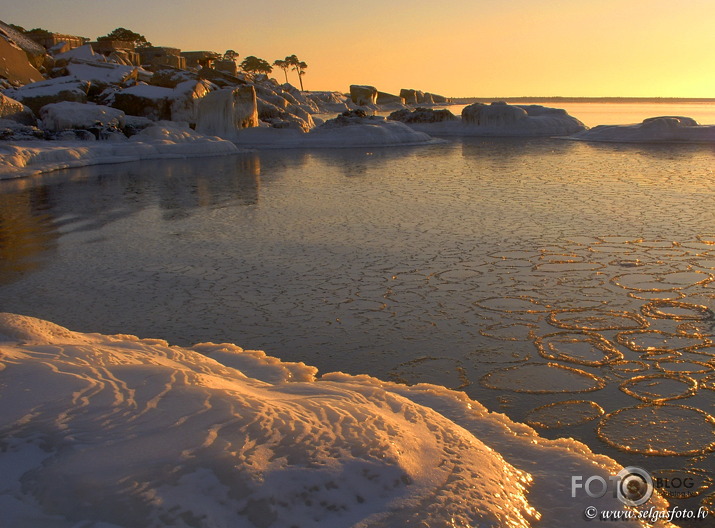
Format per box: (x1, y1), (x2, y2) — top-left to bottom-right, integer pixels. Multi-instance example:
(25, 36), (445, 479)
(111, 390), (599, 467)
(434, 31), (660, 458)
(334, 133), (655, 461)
(4, 77), (90, 115)
(111, 85), (173, 121)
(416, 91), (433, 105)
(400, 89), (418, 105)
(149, 68), (199, 88)
(428, 93), (449, 104)
(39, 102), (125, 132)
(462, 102), (528, 126)
(0, 22), (47, 71)
(388, 107), (457, 123)
(376, 91), (404, 105)
(0, 93), (35, 125)
(350, 85), (377, 106)
(196, 85), (258, 137)
(0, 33), (45, 85)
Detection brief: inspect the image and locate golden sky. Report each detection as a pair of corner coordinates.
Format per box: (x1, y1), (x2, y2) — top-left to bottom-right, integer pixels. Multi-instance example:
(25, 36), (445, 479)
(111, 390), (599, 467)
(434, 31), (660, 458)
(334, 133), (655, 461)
(5, 0), (714, 97)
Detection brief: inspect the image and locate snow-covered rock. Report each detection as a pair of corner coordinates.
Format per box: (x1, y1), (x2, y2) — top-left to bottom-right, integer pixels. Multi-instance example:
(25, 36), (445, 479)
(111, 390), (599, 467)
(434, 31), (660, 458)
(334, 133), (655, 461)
(567, 116), (715, 143)
(110, 84), (173, 121)
(40, 102), (125, 133)
(460, 102), (586, 136)
(0, 93), (35, 125)
(66, 60), (152, 86)
(53, 43), (98, 63)
(4, 76), (90, 114)
(0, 313), (676, 527)
(196, 85), (258, 138)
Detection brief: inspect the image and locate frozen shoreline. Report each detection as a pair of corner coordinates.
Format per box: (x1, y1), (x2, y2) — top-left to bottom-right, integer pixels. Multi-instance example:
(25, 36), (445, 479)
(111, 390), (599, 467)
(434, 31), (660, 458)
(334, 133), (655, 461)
(0, 313), (676, 527)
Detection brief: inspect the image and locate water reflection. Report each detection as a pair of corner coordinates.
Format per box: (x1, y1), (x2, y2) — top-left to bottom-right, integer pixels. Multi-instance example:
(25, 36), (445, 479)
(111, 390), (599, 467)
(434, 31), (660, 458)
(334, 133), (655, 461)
(0, 189), (58, 285)
(0, 153), (261, 284)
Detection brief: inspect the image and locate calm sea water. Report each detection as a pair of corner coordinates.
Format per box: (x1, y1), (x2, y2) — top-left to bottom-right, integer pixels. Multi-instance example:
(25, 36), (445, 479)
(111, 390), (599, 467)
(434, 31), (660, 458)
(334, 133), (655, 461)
(1, 103), (715, 519)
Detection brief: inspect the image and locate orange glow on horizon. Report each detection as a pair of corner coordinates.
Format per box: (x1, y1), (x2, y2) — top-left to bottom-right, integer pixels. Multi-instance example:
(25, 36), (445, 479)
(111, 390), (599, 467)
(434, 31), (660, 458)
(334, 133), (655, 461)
(3, 0), (714, 98)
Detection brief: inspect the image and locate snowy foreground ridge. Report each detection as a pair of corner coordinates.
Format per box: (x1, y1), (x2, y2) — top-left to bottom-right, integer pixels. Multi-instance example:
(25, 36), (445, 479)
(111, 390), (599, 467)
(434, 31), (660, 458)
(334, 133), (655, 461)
(0, 314), (675, 528)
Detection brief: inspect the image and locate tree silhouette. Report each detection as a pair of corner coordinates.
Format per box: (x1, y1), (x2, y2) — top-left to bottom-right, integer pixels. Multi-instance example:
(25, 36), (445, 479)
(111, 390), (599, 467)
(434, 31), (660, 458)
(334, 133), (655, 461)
(223, 50), (239, 62)
(97, 27), (151, 48)
(240, 56), (273, 75)
(285, 55), (307, 91)
(272, 59), (289, 83)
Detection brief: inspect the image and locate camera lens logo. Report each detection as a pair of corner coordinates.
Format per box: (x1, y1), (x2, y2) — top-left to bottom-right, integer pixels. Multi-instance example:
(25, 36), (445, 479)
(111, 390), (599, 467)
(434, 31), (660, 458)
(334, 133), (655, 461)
(616, 466), (653, 506)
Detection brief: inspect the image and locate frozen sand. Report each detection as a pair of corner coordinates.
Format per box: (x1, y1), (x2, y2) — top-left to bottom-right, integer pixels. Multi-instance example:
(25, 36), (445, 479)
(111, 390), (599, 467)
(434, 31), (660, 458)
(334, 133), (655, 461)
(0, 313), (675, 527)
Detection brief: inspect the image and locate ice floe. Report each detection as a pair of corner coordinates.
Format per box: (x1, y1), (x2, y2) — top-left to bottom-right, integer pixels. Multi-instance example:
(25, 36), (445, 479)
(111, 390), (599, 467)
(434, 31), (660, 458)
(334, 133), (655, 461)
(0, 313), (677, 527)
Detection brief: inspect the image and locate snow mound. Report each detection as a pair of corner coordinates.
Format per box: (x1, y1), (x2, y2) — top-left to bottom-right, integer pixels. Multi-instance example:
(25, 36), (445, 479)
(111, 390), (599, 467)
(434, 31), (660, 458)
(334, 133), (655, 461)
(567, 116), (715, 143)
(0, 124), (240, 179)
(0, 314), (675, 527)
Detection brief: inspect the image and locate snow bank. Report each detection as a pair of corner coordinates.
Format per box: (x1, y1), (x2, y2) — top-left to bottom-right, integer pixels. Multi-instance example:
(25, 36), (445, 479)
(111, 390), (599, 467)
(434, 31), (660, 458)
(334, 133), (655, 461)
(0, 313), (675, 527)
(0, 124), (240, 179)
(566, 116), (715, 143)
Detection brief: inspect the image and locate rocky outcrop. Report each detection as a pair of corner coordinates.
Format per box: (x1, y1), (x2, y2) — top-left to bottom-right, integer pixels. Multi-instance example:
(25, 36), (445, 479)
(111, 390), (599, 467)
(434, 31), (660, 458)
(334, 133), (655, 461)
(400, 89), (418, 105)
(350, 85), (377, 106)
(388, 107), (457, 123)
(0, 93), (35, 125)
(429, 93), (449, 104)
(376, 91), (404, 105)
(4, 77), (90, 115)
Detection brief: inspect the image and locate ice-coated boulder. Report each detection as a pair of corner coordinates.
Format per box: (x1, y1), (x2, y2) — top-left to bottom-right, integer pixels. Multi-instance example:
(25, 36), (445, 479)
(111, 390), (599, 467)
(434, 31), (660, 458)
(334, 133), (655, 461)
(350, 85), (378, 106)
(389, 107), (457, 123)
(4, 77), (90, 115)
(0, 93), (35, 125)
(460, 102), (585, 136)
(40, 102), (125, 133)
(196, 85), (258, 137)
(567, 116), (715, 143)
(169, 79), (214, 125)
(462, 102), (528, 126)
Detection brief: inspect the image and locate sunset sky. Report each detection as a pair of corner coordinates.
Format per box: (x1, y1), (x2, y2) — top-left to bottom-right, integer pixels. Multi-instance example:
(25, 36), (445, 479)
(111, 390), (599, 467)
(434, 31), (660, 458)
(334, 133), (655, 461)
(4, 0), (714, 98)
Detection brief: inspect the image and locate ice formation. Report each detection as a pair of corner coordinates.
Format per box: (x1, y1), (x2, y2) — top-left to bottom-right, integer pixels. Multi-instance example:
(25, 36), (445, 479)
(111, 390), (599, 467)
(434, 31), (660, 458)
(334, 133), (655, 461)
(0, 124), (240, 179)
(566, 116), (715, 143)
(0, 313), (676, 527)
(196, 86), (259, 138)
